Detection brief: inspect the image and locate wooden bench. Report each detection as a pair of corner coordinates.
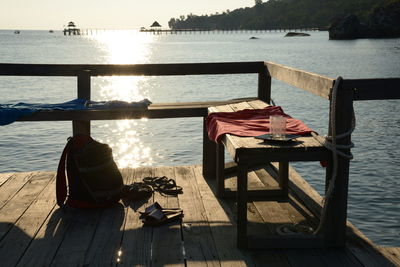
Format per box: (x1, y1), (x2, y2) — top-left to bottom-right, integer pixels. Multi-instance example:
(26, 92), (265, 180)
(206, 99), (332, 248)
(16, 98), (257, 133)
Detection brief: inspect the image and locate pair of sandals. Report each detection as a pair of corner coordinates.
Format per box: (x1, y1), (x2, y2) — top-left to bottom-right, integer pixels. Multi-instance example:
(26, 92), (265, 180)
(140, 202), (183, 226)
(121, 176), (183, 201)
(143, 176), (183, 196)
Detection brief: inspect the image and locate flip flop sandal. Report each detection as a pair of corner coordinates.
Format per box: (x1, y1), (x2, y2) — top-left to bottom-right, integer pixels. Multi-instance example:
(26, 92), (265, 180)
(139, 202), (181, 216)
(158, 183), (183, 195)
(142, 176), (183, 195)
(142, 208), (183, 226)
(121, 182), (153, 201)
(143, 176), (171, 188)
(142, 176), (163, 187)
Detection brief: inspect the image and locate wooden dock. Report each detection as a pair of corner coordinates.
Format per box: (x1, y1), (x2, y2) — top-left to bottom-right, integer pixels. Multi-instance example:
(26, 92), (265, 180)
(0, 165), (399, 266)
(1, 61), (400, 265)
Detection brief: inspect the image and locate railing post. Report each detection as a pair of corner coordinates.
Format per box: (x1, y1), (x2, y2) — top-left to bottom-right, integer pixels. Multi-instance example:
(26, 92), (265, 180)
(73, 70), (91, 135)
(323, 77), (353, 247)
(258, 63), (271, 104)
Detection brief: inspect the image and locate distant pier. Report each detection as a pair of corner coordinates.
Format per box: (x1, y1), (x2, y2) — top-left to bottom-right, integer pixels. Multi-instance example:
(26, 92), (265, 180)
(139, 27), (324, 34)
(65, 27), (327, 36)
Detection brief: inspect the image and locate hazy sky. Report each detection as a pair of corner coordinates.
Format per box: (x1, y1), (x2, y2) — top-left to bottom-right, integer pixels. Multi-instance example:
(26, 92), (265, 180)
(1, 0), (254, 30)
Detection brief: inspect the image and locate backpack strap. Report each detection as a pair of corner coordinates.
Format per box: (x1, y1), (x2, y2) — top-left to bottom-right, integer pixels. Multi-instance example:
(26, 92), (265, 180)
(56, 135), (92, 207)
(56, 138), (72, 206)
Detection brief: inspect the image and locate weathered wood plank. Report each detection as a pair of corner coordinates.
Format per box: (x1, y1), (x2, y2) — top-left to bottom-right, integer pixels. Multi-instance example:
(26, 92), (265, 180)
(253, 199), (292, 235)
(150, 98), (258, 108)
(378, 247), (400, 266)
(0, 172), (33, 210)
(264, 61), (334, 99)
(344, 78), (400, 101)
(310, 248), (364, 267)
(16, 207), (74, 267)
(247, 99), (269, 109)
(50, 208), (102, 265)
(0, 172), (56, 266)
(151, 166), (185, 267)
(345, 229), (399, 267)
(248, 234), (323, 249)
(254, 165), (319, 227)
(118, 167), (153, 267)
(0, 173), (13, 187)
(250, 251), (291, 267)
(15, 183), (77, 267)
(0, 62), (264, 76)
(254, 164), (280, 188)
(192, 165), (255, 267)
(0, 172), (52, 240)
(174, 166), (220, 267)
(83, 168), (132, 266)
(17, 98), (258, 122)
(277, 249), (323, 267)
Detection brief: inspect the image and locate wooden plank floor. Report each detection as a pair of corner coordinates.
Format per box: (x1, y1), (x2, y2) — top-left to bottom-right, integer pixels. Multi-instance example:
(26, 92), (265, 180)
(0, 166), (399, 267)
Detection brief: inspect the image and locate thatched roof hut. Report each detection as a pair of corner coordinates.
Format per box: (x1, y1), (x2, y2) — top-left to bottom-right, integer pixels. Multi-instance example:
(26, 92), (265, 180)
(67, 21), (76, 28)
(150, 21), (161, 28)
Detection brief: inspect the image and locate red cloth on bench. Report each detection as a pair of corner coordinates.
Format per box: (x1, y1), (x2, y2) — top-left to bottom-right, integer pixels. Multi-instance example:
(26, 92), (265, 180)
(206, 106), (313, 142)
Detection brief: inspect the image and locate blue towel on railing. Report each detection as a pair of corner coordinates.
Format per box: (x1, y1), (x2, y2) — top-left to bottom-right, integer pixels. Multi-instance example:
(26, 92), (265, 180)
(0, 98), (152, 126)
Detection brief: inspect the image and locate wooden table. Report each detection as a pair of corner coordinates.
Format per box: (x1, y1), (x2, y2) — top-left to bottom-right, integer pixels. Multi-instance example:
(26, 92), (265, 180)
(208, 100), (332, 248)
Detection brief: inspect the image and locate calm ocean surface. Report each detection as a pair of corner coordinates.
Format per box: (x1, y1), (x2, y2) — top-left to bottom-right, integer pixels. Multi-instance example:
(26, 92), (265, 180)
(0, 29), (399, 246)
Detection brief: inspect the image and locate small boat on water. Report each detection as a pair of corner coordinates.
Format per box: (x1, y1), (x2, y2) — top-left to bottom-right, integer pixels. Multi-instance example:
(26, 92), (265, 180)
(14, 30), (20, 34)
(49, 30), (54, 33)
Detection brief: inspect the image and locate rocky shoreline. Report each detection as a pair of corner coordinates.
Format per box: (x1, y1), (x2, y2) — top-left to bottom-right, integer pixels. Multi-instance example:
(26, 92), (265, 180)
(329, 1), (400, 39)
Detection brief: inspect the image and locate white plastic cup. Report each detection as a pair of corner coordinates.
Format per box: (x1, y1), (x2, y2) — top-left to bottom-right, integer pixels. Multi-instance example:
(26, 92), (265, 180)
(270, 115), (286, 138)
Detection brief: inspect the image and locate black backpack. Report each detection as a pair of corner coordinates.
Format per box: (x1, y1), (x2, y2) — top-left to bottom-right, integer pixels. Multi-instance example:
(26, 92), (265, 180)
(56, 135), (124, 208)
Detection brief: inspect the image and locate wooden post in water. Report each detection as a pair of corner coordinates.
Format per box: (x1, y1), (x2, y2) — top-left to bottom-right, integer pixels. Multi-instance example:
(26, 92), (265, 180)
(323, 77), (353, 246)
(73, 70), (91, 135)
(258, 63), (272, 104)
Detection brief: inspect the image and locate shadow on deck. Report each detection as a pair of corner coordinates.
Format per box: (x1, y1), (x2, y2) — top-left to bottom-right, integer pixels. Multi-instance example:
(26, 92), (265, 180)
(0, 165), (399, 266)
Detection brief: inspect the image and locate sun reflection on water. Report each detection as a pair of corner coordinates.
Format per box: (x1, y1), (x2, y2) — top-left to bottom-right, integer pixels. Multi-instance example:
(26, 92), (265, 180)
(89, 30), (155, 168)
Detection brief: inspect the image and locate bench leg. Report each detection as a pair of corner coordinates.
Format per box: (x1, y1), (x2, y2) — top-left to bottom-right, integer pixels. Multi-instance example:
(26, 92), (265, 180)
(237, 159), (249, 249)
(202, 118), (216, 179)
(216, 142), (225, 197)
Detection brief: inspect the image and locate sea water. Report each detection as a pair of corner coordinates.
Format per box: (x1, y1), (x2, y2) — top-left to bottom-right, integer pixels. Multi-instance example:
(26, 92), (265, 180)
(0, 29), (399, 246)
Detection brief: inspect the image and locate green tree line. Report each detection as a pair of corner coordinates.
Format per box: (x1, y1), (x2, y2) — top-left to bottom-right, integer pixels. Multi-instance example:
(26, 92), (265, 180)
(168, 0), (387, 30)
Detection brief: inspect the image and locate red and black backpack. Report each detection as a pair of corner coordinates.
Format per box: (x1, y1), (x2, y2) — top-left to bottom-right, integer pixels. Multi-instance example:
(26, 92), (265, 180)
(56, 135), (124, 208)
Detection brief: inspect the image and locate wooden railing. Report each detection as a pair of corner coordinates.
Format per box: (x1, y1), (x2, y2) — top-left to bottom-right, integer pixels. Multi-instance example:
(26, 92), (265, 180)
(1, 61), (399, 247)
(1, 61), (399, 131)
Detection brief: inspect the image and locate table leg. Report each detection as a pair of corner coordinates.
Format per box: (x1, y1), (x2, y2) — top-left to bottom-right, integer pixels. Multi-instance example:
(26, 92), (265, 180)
(278, 161), (289, 197)
(237, 159), (248, 249)
(202, 118), (216, 179)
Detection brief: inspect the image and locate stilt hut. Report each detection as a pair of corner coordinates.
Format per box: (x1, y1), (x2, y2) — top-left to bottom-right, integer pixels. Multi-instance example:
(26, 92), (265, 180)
(63, 21), (80, 36)
(150, 21), (162, 33)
